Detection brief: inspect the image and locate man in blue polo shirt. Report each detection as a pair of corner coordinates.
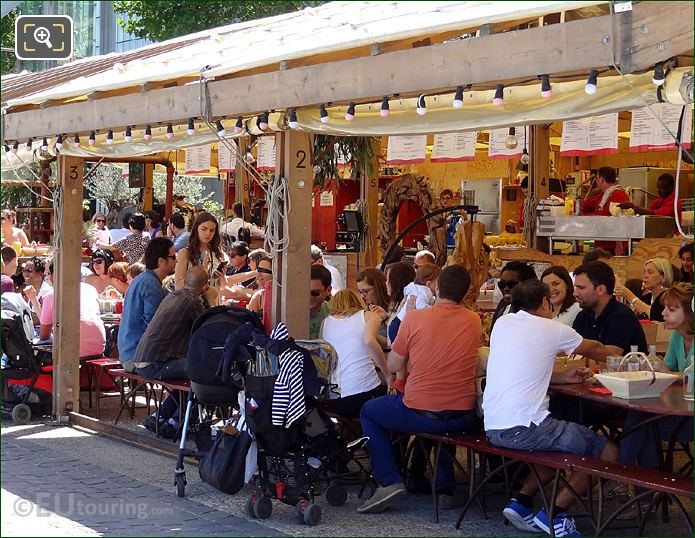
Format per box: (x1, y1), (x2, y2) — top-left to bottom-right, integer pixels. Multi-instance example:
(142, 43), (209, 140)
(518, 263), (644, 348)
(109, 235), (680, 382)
(118, 237), (176, 372)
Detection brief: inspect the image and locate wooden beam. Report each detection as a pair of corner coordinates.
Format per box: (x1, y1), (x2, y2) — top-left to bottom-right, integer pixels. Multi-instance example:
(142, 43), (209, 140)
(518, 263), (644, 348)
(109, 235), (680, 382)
(271, 131), (313, 338)
(3, 1), (692, 140)
(234, 137), (251, 210)
(53, 155), (83, 419)
(143, 163), (154, 211)
(530, 125), (551, 251)
(361, 139), (381, 268)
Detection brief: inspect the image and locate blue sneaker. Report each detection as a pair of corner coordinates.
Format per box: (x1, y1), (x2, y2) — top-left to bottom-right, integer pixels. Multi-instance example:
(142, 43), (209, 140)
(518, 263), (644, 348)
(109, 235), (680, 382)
(533, 508), (582, 537)
(503, 499), (543, 533)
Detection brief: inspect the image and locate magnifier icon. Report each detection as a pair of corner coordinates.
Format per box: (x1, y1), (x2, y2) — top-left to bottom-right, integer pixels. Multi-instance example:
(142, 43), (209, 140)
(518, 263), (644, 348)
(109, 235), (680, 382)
(33, 26), (53, 49)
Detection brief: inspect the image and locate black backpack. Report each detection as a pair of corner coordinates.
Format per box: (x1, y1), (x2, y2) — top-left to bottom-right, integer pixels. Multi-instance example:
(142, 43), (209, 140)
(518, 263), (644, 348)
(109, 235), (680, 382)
(1, 312), (36, 372)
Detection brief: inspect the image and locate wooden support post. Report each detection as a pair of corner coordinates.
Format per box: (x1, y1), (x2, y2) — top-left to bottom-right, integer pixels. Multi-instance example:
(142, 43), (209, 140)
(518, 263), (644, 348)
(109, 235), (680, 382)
(142, 163), (154, 212)
(530, 124), (551, 250)
(360, 139), (381, 268)
(165, 164), (175, 217)
(53, 155), (83, 419)
(235, 137), (251, 212)
(271, 131), (313, 338)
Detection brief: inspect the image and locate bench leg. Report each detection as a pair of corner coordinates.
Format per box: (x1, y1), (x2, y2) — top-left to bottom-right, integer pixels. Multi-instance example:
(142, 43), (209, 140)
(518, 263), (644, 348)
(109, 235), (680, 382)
(455, 455), (515, 529)
(597, 488), (658, 536)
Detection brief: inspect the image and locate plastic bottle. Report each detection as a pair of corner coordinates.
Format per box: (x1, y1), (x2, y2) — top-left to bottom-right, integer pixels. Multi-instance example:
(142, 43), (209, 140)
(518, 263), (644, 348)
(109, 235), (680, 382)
(621, 345), (646, 372)
(683, 355), (694, 401)
(643, 345), (662, 372)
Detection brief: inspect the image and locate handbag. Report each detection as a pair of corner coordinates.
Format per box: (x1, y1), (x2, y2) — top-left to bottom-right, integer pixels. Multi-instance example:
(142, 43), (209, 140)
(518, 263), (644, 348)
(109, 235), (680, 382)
(198, 428), (253, 494)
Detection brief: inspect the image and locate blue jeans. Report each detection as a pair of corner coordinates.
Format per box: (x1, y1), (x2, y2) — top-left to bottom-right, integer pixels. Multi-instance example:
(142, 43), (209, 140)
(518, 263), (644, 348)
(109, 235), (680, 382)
(360, 394), (477, 491)
(619, 411), (694, 468)
(136, 358), (187, 421)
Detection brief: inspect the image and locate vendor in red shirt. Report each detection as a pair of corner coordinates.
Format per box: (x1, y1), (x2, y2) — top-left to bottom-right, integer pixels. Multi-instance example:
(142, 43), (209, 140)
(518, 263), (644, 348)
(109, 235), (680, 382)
(582, 166), (630, 255)
(618, 173), (681, 220)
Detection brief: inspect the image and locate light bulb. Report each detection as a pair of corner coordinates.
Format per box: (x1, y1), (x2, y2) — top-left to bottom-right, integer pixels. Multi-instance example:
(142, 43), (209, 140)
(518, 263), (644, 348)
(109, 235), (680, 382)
(56, 135), (63, 150)
(652, 64), (665, 86)
(88, 131), (96, 146)
(585, 70), (598, 95)
(288, 110), (298, 129)
(520, 149), (530, 165)
(505, 127), (518, 149)
(320, 104), (330, 124)
(416, 94), (427, 115)
(41, 138), (48, 150)
(234, 117), (244, 134)
(26, 138), (33, 150)
(166, 124), (174, 139)
(244, 150), (255, 163)
(216, 119), (225, 137)
(106, 130), (114, 144)
(540, 75), (552, 99)
(3, 144), (10, 155)
(187, 118), (195, 136)
(74, 134), (81, 148)
(493, 84), (504, 107)
(144, 125), (152, 141)
(11, 141), (18, 154)
(453, 86), (464, 108)
(259, 111), (269, 131)
(124, 126), (132, 142)
(345, 103), (356, 122)
(380, 96), (390, 118)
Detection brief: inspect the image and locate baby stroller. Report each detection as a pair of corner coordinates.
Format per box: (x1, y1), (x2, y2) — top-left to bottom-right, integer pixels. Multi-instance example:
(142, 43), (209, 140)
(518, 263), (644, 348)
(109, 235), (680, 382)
(242, 323), (372, 526)
(1, 311), (51, 424)
(174, 305), (265, 497)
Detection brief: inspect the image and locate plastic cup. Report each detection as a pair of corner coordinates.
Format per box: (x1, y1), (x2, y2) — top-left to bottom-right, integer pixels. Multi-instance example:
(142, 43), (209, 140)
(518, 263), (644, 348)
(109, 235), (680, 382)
(605, 356), (622, 372)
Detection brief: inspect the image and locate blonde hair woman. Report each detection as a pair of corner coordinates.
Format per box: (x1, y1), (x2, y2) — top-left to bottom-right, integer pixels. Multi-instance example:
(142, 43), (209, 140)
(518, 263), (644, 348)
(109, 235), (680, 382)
(616, 257), (673, 321)
(321, 289), (392, 418)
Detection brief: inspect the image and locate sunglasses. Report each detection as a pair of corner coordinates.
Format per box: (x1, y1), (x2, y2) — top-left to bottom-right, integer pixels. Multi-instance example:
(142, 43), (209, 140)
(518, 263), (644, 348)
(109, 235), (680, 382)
(95, 219), (106, 223)
(310, 290), (323, 297)
(22, 268), (34, 274)
(93, 259), (105, 265)
(497, 279), (519, 291)
(166, 255), (177, 260)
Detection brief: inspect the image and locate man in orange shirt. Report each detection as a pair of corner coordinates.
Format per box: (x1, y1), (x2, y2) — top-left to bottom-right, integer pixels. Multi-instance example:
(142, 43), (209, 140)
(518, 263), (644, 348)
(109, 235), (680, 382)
(582, 166), (630, 254)
(357, 264), (481, 514)
(618, 173), (682, 220)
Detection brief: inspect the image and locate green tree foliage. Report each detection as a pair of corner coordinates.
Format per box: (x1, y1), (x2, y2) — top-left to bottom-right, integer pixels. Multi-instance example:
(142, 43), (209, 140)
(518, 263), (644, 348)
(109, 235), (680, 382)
(152, 173), (222, 219)
(114, 1), (325, 42)
(1, 9), (18, 75)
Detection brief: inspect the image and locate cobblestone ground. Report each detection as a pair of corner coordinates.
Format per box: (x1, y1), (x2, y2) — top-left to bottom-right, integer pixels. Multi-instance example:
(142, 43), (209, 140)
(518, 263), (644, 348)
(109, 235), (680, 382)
(1, 421), (692, 537)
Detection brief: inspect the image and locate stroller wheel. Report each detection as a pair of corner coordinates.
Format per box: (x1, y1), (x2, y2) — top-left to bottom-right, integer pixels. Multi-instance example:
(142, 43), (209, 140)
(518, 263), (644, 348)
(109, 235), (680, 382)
(325, 484), (347, 506)
(245, 497), (258, 518)
(253, 496), (272, 519)
(11, 404), (31, 424)
(294, 503), (305, 523)
(303, 503), (321, 526)
(174, 471), (186, 497)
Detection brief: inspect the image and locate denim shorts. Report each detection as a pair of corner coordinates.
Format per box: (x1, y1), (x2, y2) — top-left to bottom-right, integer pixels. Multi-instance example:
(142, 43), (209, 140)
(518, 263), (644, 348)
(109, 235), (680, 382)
(486, 416), (608, 459)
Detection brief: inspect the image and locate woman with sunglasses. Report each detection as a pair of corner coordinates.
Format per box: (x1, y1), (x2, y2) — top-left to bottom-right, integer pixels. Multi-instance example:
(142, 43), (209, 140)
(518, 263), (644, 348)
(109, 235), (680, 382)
(490, 261), (537, 330)
(84, 249), (115, 294)
(88, 213), (110, 251)
(541, 266), (581, 327)
(175, 211), (227, 306)
(1, 209), (30, 248)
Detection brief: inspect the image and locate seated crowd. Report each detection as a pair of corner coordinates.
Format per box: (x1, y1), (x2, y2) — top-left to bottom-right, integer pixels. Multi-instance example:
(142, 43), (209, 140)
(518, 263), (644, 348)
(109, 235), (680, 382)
(2, 204), (693, 537)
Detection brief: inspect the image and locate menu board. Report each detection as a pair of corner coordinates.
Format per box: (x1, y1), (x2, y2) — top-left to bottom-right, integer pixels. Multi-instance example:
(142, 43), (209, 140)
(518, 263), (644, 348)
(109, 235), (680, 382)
(217, 140), (238, 173)
(488, 127), (527, 159)
(559, 113), (618, 156)
(431, 132), (477, 163)
(256, 136), (276, 171)
(184, 144), (212, 174)
(386, 135), (427, 164)
(630, 104), (693, 152)
(319, 191), (334, 206)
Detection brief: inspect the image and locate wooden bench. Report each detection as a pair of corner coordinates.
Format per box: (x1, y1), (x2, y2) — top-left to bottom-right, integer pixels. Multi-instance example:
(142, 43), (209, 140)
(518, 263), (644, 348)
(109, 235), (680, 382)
(108, 369), (155, 424)
(83, 357), (121, 419)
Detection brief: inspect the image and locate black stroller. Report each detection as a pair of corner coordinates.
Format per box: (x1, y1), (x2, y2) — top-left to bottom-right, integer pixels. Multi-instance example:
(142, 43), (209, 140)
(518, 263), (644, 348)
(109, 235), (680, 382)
(174, 305), (265, 497)
(1, 311), (51, 423)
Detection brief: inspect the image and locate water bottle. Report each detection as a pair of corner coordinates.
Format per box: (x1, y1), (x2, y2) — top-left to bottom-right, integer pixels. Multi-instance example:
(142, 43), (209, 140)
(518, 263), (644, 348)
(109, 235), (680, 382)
(621, 345), (646, 372)
(683, 355), (694, 401)
(644, 345), (663, 372)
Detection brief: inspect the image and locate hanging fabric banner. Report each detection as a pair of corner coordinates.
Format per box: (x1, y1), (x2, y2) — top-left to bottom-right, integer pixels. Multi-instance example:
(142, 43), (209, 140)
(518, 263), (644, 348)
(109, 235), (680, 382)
(386, 135), (427, 164)
(184, 144), (212, 174)
(431, 132), (477, 163)
(629, 104), (693, 152)
(256, 136), (276, 171)
(559, 113), (618, 156)
(121, 163), (129, 177)
(217, 140), (238, 173)
(488, 127), (526, 159)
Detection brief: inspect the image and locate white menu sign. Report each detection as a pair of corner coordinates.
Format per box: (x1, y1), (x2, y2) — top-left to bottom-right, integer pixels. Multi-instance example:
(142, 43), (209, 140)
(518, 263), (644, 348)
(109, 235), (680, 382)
(488, 127), (527, 159)
(217, 140), (238, 173)
(630, 104), (693, 152)
(121, 163), (129, 177)
(319, 191), (334, 206)
(256, 136), (276, 171)
(386, 135), (427, 164)
(184, 144), (212, 174)
(560, 113), (618, 156)
(431, 132), (477, 163)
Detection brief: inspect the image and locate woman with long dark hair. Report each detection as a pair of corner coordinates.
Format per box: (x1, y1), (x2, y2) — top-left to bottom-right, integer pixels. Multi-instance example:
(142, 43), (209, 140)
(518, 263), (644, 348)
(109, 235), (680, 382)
(174, 212), (227, 305)
(540, 266), (581, 326)
(84, 249), (115, 294)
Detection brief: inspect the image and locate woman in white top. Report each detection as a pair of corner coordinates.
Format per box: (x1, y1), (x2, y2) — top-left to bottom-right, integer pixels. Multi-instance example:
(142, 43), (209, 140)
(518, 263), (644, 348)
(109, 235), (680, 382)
(321, 289), (392, 418)
(541, 266), (581, 326)
(1, 209), (29, 248)
(174, 212), (227, 306)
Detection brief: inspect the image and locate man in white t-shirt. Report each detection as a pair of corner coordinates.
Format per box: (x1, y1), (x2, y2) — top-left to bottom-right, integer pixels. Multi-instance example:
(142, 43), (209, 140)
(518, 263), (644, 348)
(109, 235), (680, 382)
(482, 279), (620, 538)
(221, 203), (265, 241)
(310, 245), (343, 292)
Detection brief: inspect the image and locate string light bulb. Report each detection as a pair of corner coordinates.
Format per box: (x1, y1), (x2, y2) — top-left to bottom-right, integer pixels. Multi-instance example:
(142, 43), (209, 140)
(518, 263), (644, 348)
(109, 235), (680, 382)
(88, 131), (96, 146)
(41, 138), (49, 151)
(73, 134), (81, 148)
(652, 63), (665, 86)
(288, 110), (299, 129)
(493, 84), (504, 107)
(144, 125), (152, 142)
(345, 103), (356, 122)
(320, 104), (330, 124)
(540, 75), (552, 99)
(26, 138), (33, 150)
(520, 148), (530, 165)
(106, 130), (114, 144)
(505, 127), (518, 149)
(124, 126), (132, 142)
(585, 70), (599, 95)
(453, 86), (464, 108)
(216, 119), (225, 136)
(3, 144), (10, 155)
(11, 141), (18, 154)
(416, 94), (427, 115)
(166, 124), (175, 139)
(56, 135), (63, 150)
(234, 117), (244, 134)
(259, 111), (269, 131)
(187, 118), (195, 136)
(380, 96), (390, 118)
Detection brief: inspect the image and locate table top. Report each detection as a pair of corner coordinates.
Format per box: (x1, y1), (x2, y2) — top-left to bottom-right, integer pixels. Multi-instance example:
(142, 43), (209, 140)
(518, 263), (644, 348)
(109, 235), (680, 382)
(549, 381), (693, 417)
